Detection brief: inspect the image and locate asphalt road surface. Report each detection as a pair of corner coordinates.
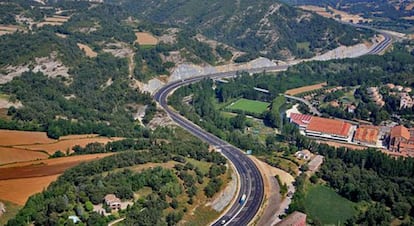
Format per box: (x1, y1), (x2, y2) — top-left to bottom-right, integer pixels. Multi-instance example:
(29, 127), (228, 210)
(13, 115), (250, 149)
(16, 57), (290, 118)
(153, 28), (392, 225)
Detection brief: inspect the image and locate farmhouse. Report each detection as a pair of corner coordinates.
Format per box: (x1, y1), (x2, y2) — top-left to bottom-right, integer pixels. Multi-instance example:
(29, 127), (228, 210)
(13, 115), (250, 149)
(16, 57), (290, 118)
(389, 125), (414, 157)
(353, 125), (380, 146)
(289, 113), (355, 142)
(104, 194), (121, 210)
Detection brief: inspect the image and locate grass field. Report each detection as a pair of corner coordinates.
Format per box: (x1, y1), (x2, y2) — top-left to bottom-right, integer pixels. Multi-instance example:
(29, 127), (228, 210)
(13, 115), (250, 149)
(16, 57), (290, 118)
(226, 98), (270, 114)
(305, 185), (356, 225)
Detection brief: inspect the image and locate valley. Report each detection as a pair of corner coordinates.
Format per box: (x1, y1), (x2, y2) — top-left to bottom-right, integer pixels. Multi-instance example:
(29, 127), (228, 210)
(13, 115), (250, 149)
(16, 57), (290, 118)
(0, 0), (412, 225)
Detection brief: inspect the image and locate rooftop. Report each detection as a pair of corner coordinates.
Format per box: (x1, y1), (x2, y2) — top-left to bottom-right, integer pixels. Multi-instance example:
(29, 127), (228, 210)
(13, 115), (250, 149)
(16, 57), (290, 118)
(354, 125), (379, 144)
(391, 125), (410, 141)
(307, 116), (352, 137)
(289, 113), (313, 127)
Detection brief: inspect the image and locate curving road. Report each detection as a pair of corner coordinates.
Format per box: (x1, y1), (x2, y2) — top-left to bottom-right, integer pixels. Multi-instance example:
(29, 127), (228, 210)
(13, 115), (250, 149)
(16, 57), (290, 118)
(154, 73), (265, 226)
(153, 27), (393, 226)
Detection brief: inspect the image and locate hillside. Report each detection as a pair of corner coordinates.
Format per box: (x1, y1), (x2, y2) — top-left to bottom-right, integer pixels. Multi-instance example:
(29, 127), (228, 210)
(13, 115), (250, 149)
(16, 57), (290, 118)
(282, 0), (414, 33)
(0, 0), (373, 140)
(110, 0), (372, 60)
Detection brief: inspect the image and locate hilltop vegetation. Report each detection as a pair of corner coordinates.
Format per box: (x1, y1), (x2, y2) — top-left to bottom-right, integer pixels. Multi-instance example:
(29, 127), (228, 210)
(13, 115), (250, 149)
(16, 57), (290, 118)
(109, 0), (372, 60)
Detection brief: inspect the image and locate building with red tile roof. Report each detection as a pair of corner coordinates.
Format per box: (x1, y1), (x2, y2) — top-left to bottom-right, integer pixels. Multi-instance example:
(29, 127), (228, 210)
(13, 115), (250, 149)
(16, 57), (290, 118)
(389, 125), (414, 156)
(289, 113), (355, 142)
(306, 116), (354, 142)
(289, 113), (312, 129)
(354, 125), (380, 146)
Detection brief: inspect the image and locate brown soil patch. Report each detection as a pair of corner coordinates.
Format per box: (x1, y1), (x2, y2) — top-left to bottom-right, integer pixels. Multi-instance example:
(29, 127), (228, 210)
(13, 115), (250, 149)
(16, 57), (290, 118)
(0, 130), (54, 146)
(0, 175), (60, 205)
(406, 3), (414, 11)
(15, 137), (123, 155)
(77, 43), (97, 57)
(0, 153), (113, 169)
(285, 82), (327, 96)
(0, 147), (48, 165)
(135, 32), (158, 45)
(317, 140), (367, 150)
(0, 153), (112, 205)
(0, 153), (113, 179)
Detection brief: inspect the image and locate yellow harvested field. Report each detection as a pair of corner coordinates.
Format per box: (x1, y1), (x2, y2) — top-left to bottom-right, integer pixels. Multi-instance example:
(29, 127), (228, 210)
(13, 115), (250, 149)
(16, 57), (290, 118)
(300, 5), (371, 23)
(45, 16), (70, 23)
(77, 43), (98, 57)
(0, 147), (48, 165)
(15, 137), (123, 155)
(0, 25), (21, 36)
(135, 32), (158, 45)
(0, 130), (122, 164)
(0, 129), (54, 146)
(285, 82), (327, 96)
(0, 175), (60, 205)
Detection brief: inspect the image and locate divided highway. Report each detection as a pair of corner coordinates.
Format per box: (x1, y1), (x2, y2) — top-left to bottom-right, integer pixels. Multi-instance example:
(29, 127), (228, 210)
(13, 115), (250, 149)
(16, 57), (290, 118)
(154, 74), (265, 226)
(153, 28), (393, 225)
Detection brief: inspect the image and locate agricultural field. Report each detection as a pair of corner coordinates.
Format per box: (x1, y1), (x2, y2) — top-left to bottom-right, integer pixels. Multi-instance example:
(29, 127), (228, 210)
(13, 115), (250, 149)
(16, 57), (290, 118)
(0, 129), (122, 165)
(305, 185), (357, 225)
(226, 98), (270, 115)
(135, 32), (158, 45)
(285, 82), (327, 96)
(0, 153), (113, 205)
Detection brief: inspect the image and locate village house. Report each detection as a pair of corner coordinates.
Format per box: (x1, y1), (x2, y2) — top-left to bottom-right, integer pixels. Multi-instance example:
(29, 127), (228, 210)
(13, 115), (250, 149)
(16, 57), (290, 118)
(389, 125), (414, 157)
(400, 92), (414, 109)
(104, 194), (121, 210)
(295, 149), (312, 160)
(367, 87), (385, 107)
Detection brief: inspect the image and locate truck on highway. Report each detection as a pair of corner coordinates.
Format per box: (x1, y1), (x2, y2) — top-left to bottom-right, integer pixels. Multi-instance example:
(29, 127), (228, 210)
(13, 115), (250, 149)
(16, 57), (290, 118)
(239, 194), (247, 204)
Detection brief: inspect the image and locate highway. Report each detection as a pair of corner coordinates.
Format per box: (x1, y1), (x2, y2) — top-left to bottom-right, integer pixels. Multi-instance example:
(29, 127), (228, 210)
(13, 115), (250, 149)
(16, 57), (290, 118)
(154, 74), (265, 226)
(153, 27), (393, 226)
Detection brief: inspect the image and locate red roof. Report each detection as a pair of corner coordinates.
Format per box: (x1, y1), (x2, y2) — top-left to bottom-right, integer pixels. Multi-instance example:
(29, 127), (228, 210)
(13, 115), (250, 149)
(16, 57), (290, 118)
(391, 125), (410, 141)
(307, 117), (352, 137)
(354, 125), (379, 144)
(289, 113), (313, 127)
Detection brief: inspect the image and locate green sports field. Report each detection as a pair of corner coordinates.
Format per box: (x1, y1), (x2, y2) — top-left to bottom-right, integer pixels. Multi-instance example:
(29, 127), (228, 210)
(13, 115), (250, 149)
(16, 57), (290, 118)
(226, 98), (270, 114)
(305, 185), (356, 225)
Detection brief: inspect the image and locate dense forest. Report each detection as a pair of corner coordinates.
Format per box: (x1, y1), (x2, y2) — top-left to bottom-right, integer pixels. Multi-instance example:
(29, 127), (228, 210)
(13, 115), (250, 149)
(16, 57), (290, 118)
(7, 128), (228, 226)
